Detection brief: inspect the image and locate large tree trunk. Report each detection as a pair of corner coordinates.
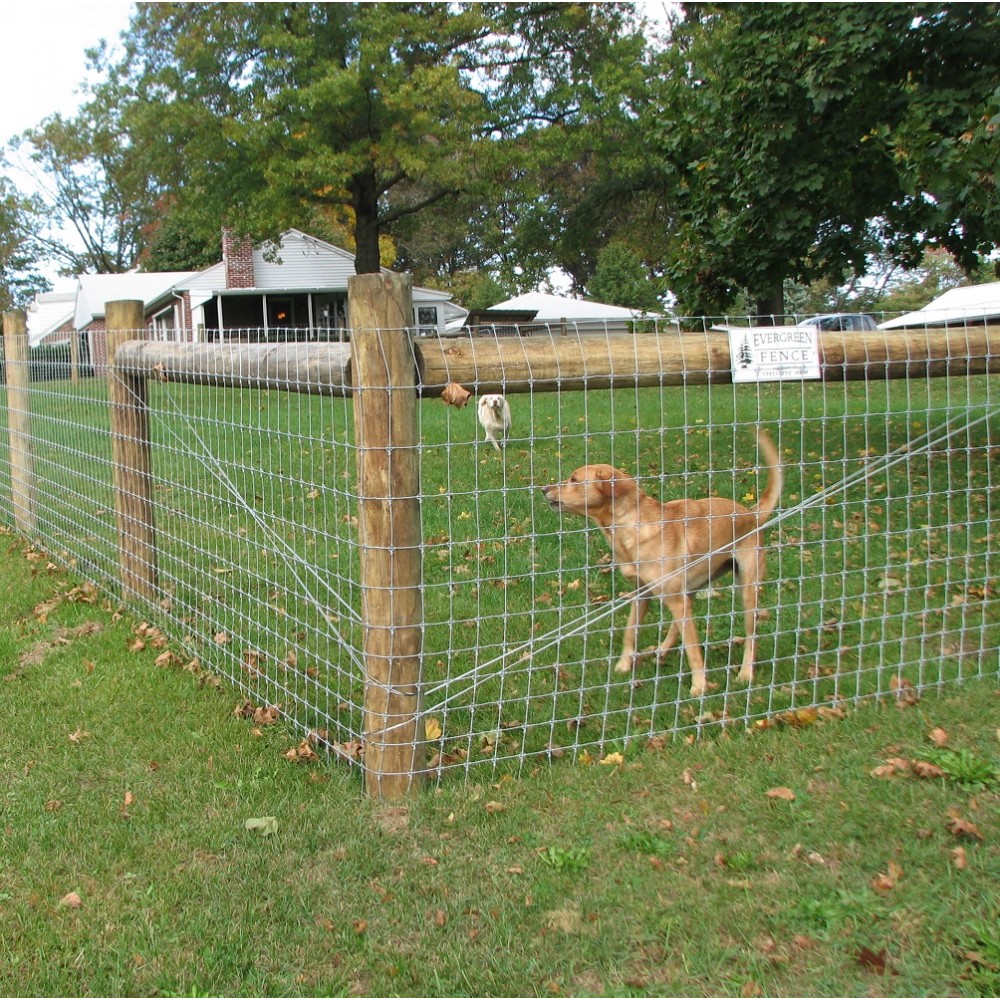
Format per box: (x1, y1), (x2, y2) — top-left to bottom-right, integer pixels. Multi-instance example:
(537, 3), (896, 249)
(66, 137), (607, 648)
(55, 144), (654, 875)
(752, 283), (785, 325)
(351, 169), (383, 274)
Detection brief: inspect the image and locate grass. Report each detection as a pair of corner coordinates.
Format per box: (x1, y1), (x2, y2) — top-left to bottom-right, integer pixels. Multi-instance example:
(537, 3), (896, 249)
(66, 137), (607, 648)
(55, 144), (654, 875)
(0, 366), (998, 776)
(1, 527), (999, 996)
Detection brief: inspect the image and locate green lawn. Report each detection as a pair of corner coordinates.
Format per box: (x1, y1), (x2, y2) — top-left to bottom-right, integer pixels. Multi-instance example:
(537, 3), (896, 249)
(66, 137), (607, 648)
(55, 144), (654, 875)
(1, 528), (999, 997)
(0, 368), (998, 781)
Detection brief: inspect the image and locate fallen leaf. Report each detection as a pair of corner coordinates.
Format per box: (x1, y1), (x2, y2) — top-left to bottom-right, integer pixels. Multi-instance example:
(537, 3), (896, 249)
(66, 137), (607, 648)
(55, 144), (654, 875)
(928, 726), (949, 747)
(59, 891), (83, 909)
(599, 751), (625, 767)
(766, 786), (796, 801)
(440, 381), (472, 408)
(244, 815), (279, 837)
(946, 816), (984, 841)
(952, 846), (968, 870)
(68, 728), (90, 744)
(856, 946), (893, 975)
(424, 717), (442, 741)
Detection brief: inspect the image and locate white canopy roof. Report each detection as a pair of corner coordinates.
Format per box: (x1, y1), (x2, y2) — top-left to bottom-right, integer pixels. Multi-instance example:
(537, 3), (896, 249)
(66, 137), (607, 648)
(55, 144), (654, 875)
(488, 292), (659, 321)
(879, 281), (1000, 329)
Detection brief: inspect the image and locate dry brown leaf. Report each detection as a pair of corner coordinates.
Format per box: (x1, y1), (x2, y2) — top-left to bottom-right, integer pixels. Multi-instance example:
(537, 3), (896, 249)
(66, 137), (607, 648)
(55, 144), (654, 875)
(952, 846), (968, 870)
(59, 891), (83, 909)
(766, 786), (796, 801)
(928, 726), (949, 747)
(440, 382), (471, 409)
(856, 946), (892, 975)
(946, 816), (984, 841)
(911, 759), (946, 780)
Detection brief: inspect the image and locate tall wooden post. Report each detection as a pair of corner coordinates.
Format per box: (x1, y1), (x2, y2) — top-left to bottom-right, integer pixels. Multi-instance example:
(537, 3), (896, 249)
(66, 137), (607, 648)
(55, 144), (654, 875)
(349, 272), (425, 798)
(106, 300), (158, 602)
(2, 310), (36, 534)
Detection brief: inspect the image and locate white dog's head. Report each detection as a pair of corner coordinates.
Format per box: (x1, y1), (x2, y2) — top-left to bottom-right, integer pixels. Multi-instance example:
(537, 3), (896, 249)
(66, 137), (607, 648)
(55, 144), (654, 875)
(478, 394), (511, 429)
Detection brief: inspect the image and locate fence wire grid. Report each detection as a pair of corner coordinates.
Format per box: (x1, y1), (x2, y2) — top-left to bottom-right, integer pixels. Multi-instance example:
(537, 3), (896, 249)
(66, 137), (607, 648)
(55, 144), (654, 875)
(1, 319), (999, 784)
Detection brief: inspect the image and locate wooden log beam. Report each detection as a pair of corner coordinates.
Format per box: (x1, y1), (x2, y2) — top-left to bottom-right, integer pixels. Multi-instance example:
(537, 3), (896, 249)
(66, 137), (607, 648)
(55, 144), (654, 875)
(113, 340), (354, 395)
(109, 325), (1000, 398)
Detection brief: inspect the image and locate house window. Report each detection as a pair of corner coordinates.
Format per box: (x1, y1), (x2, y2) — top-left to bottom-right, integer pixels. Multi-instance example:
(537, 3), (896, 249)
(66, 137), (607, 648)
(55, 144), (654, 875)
(415, 305), (438, 335)
(268, 298), (294, 328)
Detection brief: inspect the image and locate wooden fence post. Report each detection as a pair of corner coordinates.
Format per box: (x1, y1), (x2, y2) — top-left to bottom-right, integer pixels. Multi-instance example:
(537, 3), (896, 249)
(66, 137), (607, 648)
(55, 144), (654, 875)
(2, 310), (36, 535)
(349, 272), (425, 798)
(106, 300), (158, 602)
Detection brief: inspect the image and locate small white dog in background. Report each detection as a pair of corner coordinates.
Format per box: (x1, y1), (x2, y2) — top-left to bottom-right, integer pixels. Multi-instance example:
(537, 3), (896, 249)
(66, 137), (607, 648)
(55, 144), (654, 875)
(478, 393), (512, 451)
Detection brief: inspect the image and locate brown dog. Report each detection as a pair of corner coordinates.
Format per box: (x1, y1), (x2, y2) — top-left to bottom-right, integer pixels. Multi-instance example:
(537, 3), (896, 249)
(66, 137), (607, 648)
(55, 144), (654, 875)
(541, 429), (781, 697)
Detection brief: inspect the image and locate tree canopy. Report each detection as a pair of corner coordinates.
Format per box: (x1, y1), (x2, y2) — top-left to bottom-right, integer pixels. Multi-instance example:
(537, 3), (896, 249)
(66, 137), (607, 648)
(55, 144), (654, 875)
(100, 1), (644, 275)
(647, 2), (1000, 316)
(2, 2), (998, 319)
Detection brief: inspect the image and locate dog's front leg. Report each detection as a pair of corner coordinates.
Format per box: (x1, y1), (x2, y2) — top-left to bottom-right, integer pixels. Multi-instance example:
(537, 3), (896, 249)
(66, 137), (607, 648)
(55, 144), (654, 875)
(614, 595), (650, 674)
(663, 593), (707, 697)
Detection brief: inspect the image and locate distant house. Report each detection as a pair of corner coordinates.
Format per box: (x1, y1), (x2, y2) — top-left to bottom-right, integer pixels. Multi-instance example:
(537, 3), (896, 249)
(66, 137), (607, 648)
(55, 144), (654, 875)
(72, 228), (468, 369)
(879, 281), (1000, 329)
(26, 291), (76, 347)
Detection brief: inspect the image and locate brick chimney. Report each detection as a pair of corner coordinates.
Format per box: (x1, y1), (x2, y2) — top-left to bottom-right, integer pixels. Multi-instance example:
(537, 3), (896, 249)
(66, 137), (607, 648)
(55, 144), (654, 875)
(222, 228), (255, 289)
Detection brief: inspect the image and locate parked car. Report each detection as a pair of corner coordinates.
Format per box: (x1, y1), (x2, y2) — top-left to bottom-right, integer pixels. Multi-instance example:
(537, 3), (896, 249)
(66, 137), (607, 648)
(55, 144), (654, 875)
(796, 312), (878, 331)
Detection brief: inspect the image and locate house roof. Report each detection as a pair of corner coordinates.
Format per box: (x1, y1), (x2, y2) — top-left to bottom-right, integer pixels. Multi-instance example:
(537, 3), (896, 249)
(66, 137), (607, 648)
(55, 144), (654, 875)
(879, 281), (1000, 329)
(487, 292), (659, 322)
(26, 291), (76, 347)
(75, 271), (198, 330)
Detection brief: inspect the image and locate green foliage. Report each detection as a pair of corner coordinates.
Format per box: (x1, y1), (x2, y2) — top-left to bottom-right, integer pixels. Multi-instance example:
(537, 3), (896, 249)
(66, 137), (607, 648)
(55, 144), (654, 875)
(924, 748), (1000, 791)
(539, 845), (591, 872)
(649, 3), (1000, 315)
(587, 242), (664, 312)
(0, 175), (50, 310)
(102, 2), (646, 276)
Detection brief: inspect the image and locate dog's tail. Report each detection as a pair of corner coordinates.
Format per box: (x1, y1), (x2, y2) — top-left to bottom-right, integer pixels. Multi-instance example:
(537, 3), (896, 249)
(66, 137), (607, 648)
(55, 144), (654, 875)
(753, 429), (782, 523)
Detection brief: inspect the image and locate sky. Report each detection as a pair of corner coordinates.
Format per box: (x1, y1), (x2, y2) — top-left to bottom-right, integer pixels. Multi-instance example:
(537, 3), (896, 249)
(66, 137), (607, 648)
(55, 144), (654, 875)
(1, 0), (673, 143)
(1, 0), (136, 143)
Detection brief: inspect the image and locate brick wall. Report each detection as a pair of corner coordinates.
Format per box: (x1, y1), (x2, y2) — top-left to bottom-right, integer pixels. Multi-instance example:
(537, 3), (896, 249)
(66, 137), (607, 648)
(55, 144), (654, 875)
(222, 228), (255, 289)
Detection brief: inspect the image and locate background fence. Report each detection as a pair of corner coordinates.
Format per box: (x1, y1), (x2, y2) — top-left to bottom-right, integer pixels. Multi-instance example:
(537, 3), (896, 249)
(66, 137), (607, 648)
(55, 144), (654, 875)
(3, 278), (1000, 798)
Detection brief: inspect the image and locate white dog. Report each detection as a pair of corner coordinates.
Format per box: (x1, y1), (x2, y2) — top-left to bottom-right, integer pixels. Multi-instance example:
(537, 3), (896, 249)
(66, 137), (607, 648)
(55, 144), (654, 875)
(477, 394), (512, 451)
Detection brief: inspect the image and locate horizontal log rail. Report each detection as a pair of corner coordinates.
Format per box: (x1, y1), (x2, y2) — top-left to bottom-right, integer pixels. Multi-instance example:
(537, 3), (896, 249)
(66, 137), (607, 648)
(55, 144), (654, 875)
(112, 325), (1000, 397)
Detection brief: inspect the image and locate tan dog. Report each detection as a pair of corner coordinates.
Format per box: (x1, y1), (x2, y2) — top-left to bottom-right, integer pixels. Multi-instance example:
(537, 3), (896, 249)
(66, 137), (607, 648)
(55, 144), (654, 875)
(541, 430), (781, 697)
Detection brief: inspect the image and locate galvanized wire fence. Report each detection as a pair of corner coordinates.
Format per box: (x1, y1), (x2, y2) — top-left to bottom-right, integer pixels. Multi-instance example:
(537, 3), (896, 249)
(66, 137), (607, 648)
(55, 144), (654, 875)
(2, 303), (1000, 795)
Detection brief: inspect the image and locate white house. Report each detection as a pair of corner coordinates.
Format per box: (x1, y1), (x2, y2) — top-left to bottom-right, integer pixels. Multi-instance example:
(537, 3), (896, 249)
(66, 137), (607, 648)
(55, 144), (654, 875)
(26, 290), (76, 347)
(70, 228), (469, 369)
(879, 281), (1000, 329)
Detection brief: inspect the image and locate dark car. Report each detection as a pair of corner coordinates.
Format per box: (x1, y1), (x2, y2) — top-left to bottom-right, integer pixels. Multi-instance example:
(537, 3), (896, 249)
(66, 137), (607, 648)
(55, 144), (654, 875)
(796, 312), (878, 331)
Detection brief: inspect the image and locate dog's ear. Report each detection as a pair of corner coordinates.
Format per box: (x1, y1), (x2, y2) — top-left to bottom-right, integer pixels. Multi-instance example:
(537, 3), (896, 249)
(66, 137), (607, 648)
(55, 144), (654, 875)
(602, 467), (634, 500)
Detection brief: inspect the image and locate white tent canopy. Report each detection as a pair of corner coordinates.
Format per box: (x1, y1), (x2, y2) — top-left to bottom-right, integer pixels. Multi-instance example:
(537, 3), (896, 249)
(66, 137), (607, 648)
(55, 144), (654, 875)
(879, 281), (1000, 329)
(487, 292), (660, 321)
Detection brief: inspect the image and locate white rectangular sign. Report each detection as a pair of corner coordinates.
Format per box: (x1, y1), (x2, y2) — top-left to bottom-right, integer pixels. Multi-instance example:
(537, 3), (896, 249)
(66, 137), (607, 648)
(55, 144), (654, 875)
(728, 325), (821, 382)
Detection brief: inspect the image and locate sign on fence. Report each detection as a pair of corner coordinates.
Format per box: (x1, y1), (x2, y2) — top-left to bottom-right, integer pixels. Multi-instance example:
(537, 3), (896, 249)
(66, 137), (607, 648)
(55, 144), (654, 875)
(729, 325), (821, 382)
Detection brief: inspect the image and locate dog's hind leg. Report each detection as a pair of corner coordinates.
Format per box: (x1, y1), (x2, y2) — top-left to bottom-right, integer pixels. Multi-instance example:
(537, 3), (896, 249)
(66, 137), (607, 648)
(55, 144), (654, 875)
(735, 546), (766, 685)
(614, 595), (650, 674)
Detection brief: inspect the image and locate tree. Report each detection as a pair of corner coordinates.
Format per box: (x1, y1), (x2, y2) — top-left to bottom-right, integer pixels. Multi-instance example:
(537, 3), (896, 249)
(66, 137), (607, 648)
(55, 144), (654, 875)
(650, 3), (1000, 317)
(587, 241), (664, 311)
(10, 109), (152, 276)
(0, 175), (51, 311)
(100, 2), (646, 275)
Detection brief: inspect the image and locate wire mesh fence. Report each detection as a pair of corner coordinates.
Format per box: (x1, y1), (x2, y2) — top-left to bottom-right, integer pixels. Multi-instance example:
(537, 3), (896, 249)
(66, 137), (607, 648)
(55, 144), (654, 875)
(2, 305), (999, 794)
